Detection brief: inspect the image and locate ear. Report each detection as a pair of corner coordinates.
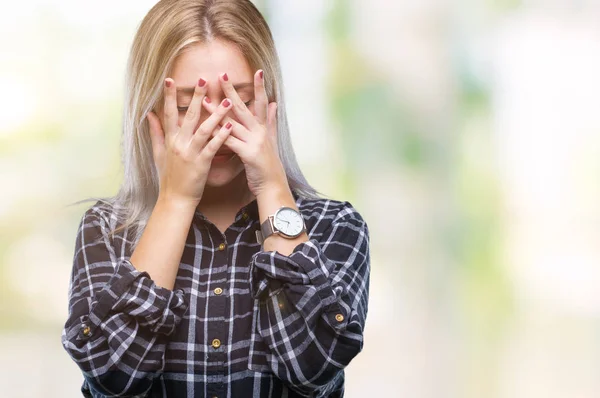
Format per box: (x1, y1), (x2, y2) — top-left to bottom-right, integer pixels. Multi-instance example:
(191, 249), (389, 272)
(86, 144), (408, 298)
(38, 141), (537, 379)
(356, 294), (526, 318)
(267, 102), (278, 150)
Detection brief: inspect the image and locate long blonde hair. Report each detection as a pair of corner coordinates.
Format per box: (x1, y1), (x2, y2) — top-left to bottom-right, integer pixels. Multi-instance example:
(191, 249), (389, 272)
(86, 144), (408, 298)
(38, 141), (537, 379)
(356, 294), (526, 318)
(72, 0), (322, 243)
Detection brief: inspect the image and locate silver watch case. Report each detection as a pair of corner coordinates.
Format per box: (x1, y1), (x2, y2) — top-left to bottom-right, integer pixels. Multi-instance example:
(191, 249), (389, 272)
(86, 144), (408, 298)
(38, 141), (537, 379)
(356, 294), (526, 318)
(256, 206), (305, 244)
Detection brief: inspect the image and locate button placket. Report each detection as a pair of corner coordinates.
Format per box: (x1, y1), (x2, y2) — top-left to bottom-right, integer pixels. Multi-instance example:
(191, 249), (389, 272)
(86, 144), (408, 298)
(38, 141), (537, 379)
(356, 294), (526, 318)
(206, 235), (227, 373)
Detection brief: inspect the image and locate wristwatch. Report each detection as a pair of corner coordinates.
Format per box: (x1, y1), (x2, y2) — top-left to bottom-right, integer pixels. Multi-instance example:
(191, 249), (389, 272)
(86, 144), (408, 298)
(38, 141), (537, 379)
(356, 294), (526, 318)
(255, 206), (306, 244)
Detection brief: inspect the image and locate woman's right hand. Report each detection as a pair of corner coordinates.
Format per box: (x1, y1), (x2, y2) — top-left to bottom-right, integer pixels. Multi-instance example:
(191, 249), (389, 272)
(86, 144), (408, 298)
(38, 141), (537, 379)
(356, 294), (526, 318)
(146, 78), (233, 206)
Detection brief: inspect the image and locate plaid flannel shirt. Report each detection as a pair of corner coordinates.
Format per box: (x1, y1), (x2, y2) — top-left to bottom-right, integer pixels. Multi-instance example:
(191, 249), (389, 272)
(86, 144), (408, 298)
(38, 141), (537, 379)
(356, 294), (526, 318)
(62, 190), (370, 397)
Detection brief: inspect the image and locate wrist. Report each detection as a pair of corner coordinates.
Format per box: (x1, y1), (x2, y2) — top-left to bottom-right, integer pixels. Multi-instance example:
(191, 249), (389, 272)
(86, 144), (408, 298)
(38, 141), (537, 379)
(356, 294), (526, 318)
(256, 184), (297, 225)
(254, 162), (288, 197)
(156, 193), (199, 215)
(256, 177), (290, 201)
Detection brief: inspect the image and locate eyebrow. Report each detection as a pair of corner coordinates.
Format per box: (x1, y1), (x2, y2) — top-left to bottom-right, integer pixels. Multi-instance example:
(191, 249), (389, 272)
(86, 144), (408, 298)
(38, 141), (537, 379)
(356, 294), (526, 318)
(176, 82), (254, 95)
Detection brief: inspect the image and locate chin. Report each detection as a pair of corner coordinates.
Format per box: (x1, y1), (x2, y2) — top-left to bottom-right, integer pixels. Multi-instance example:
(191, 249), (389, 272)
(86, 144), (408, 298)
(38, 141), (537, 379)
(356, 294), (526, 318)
(204, 162), (245, 188)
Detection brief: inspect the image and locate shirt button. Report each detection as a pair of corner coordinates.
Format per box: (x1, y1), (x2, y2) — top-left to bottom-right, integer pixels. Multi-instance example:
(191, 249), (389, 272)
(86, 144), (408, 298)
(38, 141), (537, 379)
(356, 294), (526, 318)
(218, 243), (226, 251)
(335, 314), (345, 322)
(214, 287), (223, 295)
(211, 339), (221, 349)
(81, 324), (91, 337)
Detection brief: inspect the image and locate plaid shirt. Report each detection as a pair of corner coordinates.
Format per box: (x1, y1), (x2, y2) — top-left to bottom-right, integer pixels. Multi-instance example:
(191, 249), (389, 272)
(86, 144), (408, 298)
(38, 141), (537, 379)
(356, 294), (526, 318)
(62, 190), (370, 398)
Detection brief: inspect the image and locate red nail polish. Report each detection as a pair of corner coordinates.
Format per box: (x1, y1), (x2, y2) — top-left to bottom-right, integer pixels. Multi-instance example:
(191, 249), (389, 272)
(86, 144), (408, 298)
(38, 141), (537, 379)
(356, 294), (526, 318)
(165, 79), (172, 88)
(225, 122), (232, 129)
(223, 73), (229, 82)
(198, 78), (206, 87)
(259, 70), (263, 79)
(222, 99), (231, 107)
(204, 96), (211, 103)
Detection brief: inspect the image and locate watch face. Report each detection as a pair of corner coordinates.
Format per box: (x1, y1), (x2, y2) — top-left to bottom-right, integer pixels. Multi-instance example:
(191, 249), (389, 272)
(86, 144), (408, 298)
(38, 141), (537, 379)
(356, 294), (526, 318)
(273, 207), (305, 237)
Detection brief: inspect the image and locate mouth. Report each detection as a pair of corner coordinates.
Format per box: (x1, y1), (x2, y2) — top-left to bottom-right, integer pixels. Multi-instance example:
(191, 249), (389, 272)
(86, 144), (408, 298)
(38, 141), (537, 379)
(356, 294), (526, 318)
(212, 152), (236, 163)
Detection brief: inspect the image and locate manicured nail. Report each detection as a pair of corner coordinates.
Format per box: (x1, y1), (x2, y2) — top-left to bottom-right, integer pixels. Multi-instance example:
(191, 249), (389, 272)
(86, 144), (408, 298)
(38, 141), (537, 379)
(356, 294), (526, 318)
(225, 122), (232, 129)
(198, 78), (206, 87)
(165, 79), (172, 88)
(259, 70), (263, 79)
(222, 99), (231, 107)
(222, 73), (229, 82)
(204, 96), (211, 103)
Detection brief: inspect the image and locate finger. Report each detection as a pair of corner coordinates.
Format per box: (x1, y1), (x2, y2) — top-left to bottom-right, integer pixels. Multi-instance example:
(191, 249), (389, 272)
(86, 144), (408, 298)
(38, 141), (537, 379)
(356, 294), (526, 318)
(267, 102), (277, 134)
(254, 70), (268, 124)
(201, 95), (217, 114)
(223, 134), (246, 157)
(219, 73), (259, 129)
(180, 78), (208, 138)
(190, 98), (233, 152)
(146, 111), (165, 158)
(267, 102), (279, 149)
(200, 121), (234, 159)
(200, 97), (247, 140)
(163, 78), (178, 137)
(227, 118), (251, 142)
(200, 96), (241, 133)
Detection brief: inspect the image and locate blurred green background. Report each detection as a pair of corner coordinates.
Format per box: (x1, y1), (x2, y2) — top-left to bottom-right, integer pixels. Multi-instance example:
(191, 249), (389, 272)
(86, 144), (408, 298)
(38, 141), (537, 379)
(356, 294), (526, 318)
(1, 0), (600, 397)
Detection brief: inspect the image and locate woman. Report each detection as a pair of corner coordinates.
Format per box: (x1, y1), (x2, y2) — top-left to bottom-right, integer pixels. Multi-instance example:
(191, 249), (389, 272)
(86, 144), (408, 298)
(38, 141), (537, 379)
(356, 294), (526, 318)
(62, 1), (370, 397)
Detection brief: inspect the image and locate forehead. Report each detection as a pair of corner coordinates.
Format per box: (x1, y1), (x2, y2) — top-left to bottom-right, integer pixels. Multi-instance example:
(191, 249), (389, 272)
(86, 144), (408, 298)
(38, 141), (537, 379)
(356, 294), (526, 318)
(171, 40), (252, 86)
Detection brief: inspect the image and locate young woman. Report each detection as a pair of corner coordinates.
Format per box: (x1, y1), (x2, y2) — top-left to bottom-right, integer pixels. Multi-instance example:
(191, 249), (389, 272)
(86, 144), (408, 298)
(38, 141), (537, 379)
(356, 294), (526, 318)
(62, 1), (370, 397)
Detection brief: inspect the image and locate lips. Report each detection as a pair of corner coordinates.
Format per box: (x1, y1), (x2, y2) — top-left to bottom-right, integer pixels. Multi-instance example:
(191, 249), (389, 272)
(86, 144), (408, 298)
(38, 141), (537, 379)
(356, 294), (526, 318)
(212, 151), (236, 164)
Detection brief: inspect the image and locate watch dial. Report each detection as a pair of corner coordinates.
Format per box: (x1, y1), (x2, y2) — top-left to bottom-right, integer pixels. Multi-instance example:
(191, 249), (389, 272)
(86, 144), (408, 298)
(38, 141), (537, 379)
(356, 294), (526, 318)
(274, 208), (304, 236)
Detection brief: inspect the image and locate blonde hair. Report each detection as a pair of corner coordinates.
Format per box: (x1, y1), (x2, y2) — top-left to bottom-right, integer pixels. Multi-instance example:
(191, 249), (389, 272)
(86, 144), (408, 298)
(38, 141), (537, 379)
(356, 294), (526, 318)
(72, 0), (322, 243)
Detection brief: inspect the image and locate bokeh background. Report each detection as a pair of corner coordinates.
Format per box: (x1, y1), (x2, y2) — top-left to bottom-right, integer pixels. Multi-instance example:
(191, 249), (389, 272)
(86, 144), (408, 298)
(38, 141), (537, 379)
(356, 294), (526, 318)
(1, 0), (599, 397)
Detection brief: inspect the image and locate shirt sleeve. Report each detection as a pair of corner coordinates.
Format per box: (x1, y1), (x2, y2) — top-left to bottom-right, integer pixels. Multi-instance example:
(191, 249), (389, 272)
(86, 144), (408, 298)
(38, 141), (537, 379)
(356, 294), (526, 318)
(61, 206), (188, 397)
(247, 201), (370, 397)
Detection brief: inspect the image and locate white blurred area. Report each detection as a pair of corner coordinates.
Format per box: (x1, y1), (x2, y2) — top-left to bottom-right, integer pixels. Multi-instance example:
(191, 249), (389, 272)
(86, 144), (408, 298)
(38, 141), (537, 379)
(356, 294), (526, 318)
(494, 10), (600, 398)
(495, 11), (600, 315)
(1, 1), (600, 397)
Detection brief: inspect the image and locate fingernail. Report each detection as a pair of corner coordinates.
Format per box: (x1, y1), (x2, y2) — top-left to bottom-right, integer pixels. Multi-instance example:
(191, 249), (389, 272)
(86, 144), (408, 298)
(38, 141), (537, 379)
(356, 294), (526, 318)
(225, 122), (232, 129)
(165, 79), (172, 88)
(198, 78), (206, 87)
(259, 70), (263, 79)
(222, 73), (229, 82)
(222, 99), (231, 107)
(204, 96), (211, 103)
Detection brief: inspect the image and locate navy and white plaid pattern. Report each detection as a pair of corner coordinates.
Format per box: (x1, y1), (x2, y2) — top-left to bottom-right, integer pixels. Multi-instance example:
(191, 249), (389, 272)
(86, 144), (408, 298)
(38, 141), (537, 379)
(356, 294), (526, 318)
(62, 191), (370, 397)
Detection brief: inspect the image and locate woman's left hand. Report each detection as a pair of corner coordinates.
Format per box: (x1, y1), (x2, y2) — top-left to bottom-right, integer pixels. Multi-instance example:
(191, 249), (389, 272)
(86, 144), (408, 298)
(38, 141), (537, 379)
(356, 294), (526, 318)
(206, 70), (287, 197)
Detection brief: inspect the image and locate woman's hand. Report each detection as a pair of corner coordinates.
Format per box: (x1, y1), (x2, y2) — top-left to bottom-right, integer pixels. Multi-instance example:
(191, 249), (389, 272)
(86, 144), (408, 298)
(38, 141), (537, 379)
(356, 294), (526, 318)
(146, 77), (234, 206)
(203, 70), (287, 197)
